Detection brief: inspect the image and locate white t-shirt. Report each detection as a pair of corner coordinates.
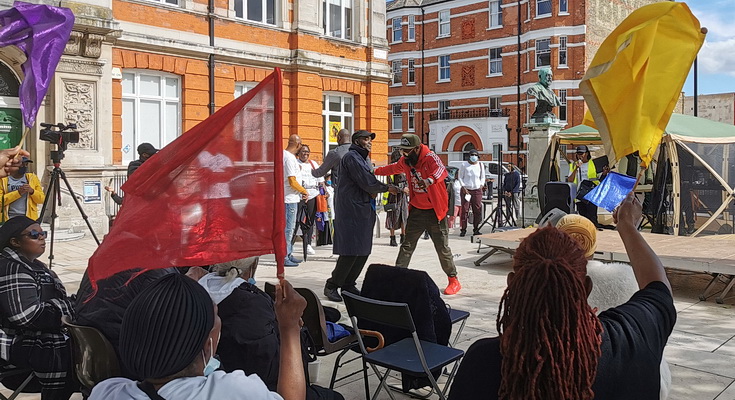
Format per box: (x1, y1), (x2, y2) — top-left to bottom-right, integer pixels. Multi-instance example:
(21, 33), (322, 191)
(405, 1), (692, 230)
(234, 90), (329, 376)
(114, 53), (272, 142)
(452, 180), (462, 205)
(283, 150), (301, 204)
(298, 159), (324, 199)
(459, 162), (485, 190)
(89, 371), (283, 400)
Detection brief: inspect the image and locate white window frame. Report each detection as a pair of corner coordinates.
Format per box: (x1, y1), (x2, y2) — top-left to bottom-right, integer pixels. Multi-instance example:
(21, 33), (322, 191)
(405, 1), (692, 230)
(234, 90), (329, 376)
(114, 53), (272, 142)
(489, 0), (502, 28)
(392, 17), (402, 42)
(438, 10), (450, 37)
(148, 0), (178, 5)
(535, 38), (551, 68)
(489, 96), (501, 115)
(234, 82), (257, 98)
(407, 59), (416, 84)
(559, 89), (567, 121)
(324, 0), (353, 40)
(392, 60), (403, 86)
(391, 104), (403, 132)
(438, 55), (450, 82)
(559, 36), (568, 67)
(536, 0), (551, 17)
(560, 0), (568, 14)
(408, 103), (415, 131)
(438, 100), (450, 120)
(234, 0), (277, 25)
(408, 15), (416, 41)
(322, 93), (354, 155)
(489, 47), (502, 75)
(121, 70), (181, 164)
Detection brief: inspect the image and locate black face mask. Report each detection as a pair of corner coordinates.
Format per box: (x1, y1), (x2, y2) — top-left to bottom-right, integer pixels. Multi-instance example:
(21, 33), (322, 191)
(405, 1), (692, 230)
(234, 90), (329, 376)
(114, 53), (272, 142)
(405, 149), (419, 166)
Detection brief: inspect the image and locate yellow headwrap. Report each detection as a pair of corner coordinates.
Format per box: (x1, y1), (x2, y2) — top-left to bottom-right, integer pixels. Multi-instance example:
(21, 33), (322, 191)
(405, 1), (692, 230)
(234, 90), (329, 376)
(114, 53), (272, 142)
(556, 214), (597, 258)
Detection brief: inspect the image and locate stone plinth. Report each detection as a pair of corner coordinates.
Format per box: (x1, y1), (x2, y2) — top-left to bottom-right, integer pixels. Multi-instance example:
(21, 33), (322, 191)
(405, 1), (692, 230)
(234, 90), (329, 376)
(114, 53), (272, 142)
(522, 120), (566, 226)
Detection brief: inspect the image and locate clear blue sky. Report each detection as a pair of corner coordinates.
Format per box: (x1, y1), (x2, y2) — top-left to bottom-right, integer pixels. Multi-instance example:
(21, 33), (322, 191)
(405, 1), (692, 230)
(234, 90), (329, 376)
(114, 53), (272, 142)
(682, 0), (735, 95)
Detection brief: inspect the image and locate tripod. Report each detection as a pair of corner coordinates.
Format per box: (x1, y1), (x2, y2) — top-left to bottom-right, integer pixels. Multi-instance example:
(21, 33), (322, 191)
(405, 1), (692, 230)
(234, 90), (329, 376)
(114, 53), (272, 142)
(38, 149), (100, 268)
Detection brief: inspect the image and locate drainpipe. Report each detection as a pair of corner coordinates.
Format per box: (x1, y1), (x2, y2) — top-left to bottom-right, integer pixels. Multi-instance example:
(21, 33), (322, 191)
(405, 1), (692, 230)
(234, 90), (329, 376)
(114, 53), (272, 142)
(208, 0), (215, 115)
(421, 6), (426, 144)
(517, 1), (524, 224)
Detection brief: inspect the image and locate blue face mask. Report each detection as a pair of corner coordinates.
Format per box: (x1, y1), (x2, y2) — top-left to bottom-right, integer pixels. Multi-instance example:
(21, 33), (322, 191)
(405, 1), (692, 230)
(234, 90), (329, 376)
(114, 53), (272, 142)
(202, 338), (221, 377)
(469, 155), (479, 163)
(326, 180), (332, 186)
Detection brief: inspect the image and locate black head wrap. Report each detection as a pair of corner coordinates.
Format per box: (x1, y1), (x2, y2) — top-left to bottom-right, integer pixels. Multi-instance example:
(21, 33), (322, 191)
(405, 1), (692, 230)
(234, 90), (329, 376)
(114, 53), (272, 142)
(119, 273), (215, 380)
(0, 216), (37, 249)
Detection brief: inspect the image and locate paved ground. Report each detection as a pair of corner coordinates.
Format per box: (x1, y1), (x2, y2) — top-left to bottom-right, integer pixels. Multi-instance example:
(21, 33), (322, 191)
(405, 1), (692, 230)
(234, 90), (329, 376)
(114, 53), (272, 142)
(2, 224), (734, 399)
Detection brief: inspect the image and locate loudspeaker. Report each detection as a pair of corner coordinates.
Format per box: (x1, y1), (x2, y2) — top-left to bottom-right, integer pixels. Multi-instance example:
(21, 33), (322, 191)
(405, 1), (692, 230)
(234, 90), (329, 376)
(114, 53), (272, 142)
(544, 181), (576, 215)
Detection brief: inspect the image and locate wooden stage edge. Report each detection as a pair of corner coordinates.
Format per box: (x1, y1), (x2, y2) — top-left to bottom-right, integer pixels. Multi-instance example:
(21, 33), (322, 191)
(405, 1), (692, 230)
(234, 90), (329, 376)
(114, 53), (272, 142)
(474, 229), (735, 303)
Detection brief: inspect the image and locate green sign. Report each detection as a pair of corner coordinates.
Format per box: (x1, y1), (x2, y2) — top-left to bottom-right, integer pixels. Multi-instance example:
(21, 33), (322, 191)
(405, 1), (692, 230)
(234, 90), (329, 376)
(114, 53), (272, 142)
(0, 108), (21, 150)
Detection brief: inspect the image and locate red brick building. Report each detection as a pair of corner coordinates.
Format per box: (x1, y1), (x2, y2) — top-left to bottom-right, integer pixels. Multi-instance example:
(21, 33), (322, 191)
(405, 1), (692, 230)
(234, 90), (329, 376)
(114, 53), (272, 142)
(386, 0), (660, 165)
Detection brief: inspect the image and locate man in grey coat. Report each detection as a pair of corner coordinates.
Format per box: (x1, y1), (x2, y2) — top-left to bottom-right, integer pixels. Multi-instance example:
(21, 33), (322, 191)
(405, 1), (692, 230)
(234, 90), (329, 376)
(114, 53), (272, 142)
(324, 130), (398, 302)
(311, 129), (351, 188)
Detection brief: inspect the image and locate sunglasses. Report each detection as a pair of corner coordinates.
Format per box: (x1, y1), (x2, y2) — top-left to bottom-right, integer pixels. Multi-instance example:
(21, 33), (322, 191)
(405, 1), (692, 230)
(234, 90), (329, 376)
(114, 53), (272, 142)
(23, 230), (48, 240)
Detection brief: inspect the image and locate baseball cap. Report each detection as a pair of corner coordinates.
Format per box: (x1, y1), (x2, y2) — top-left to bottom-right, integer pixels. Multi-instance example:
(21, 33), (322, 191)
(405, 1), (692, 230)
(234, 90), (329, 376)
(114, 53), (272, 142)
(575, 145), (589, 154)
(20, 157), (32, 163)
(351, 130), (376, 142)
(137, 143), (159, 156)
(468, 149), (479, 156)
(396, 134), (421, 150)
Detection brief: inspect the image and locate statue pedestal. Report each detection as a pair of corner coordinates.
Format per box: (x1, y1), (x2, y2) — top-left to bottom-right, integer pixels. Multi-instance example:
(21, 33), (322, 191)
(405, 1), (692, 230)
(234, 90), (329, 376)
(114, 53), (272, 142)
(522, 120), (566, 227)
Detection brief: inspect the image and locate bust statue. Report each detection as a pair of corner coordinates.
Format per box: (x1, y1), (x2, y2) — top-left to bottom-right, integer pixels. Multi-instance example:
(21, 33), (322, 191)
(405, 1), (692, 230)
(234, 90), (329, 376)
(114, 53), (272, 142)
(527, 67), (561, 122)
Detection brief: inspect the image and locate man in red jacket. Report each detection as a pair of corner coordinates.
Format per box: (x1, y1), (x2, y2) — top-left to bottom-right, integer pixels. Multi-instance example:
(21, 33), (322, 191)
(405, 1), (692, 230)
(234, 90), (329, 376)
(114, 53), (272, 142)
(374, 134), (461, 295)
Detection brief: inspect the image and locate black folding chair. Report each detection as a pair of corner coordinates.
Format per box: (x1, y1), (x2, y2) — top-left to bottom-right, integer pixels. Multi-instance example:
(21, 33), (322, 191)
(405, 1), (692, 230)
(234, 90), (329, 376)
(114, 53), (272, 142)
(0, 364), (35, 400)
(342, 292), (464, 400)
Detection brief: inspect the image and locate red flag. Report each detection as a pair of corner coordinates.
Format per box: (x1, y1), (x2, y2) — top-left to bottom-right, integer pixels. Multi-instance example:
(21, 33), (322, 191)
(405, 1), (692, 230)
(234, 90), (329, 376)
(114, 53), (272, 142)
(87, 69), (285, 286)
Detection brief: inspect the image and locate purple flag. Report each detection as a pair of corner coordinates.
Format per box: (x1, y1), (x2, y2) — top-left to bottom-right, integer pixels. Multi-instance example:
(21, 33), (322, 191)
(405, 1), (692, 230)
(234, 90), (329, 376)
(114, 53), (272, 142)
(0, 2), (74, 128)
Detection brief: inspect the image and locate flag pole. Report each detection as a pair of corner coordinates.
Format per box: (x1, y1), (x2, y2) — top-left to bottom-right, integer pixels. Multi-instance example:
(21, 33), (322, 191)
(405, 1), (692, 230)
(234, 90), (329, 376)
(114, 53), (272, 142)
(12, 127), (30, 161)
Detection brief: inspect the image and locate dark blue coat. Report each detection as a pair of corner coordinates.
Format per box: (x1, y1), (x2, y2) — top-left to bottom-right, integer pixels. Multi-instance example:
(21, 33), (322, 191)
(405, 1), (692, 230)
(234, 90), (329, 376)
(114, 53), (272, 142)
(333, 145), (389, 256)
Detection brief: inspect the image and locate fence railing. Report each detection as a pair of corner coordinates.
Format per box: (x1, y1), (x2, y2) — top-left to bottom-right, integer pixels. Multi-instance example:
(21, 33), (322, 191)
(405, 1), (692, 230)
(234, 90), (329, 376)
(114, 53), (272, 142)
(429, 107), (509, 121)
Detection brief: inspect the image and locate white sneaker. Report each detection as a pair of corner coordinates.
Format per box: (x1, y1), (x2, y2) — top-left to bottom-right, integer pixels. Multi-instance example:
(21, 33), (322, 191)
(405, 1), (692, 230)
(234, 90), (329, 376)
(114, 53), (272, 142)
(307, 245), (316, 255)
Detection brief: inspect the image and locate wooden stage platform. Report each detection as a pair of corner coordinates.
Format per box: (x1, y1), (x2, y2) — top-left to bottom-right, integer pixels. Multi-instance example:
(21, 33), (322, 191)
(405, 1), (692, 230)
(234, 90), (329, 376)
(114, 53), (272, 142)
(474, 229), (735, 303)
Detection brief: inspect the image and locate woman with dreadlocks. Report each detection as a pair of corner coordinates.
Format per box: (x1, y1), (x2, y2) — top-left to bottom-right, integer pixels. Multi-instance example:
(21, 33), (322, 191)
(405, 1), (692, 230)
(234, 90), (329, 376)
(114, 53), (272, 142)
(449, 192), (675, 400)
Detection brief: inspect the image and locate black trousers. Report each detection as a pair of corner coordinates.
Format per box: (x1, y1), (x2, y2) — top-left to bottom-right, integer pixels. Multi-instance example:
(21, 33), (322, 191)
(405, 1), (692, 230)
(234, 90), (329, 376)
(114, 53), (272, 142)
(326, 255), (368, 290)
(10, 338), (76, 400)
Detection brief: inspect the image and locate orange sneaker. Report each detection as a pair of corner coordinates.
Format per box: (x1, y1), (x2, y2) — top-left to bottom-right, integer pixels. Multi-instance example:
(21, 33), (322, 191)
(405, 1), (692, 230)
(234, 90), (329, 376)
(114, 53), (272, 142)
(444, 276), (461, 295)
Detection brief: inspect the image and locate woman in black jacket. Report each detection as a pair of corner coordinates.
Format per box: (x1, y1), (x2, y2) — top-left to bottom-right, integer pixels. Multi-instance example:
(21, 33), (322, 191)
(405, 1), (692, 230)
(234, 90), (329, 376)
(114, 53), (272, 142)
(0, 216), (76, 400)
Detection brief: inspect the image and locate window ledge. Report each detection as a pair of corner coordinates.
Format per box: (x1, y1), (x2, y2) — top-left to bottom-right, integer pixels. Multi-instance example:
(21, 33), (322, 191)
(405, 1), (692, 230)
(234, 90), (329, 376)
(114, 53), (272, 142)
(486, 25), (503, 31)
(534, 14), (552, 20)
(390, 40), (403, 45)
(390, 84), (403, 88)
(407, 83), (416, 86)
(390, 129), (403, 133)
(524, 19), (531, 23)
(436, 35), (451, 39)
(557, 66), (569, 69)
(558, 12), (570, 16)
(486, 73), (503, 78)
(532, 66), (550, 71)
(407, 39), (416, 43)
(436, 79), (451, 83)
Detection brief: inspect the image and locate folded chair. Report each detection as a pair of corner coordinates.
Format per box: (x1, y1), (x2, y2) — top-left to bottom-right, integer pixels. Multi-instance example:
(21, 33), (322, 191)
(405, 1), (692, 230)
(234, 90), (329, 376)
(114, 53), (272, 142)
(264, 283), (365, 392)
(342, 292), (464, 400)
(0, 362), (35, 400)
(62, 316), (121, 397)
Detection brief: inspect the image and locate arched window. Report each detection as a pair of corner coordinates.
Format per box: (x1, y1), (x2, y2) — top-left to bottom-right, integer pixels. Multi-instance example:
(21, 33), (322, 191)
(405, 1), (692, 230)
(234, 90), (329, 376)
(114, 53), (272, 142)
(462, 141), (475, 152)
(0, 62), (20, 97)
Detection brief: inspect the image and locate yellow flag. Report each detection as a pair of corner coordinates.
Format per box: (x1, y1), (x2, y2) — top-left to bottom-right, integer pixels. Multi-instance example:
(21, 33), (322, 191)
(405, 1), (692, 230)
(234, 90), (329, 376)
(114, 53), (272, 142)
(580, 2), (705, 167)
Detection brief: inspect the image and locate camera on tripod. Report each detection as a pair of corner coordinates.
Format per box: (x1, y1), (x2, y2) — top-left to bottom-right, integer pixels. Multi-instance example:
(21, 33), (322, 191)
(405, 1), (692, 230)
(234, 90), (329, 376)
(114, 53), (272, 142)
(40, 123), (80, 151)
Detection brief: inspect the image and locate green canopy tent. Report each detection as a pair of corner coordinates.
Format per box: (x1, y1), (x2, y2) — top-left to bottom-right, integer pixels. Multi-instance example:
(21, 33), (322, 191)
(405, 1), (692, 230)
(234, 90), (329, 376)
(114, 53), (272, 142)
(539, 114), (735, 237)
